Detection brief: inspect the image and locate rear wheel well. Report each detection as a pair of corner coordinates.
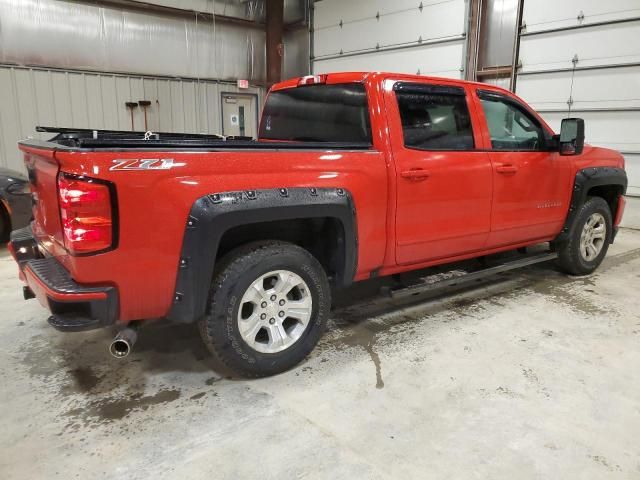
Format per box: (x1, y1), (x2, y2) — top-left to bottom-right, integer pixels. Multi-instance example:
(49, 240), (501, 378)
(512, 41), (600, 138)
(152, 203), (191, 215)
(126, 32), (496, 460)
(217, 217), (348, 285)
(586, 184), (624, 218)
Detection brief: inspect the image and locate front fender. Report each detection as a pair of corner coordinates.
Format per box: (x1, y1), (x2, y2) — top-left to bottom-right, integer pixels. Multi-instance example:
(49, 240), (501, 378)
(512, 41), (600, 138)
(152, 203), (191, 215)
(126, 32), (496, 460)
(557, 167), (627, 243)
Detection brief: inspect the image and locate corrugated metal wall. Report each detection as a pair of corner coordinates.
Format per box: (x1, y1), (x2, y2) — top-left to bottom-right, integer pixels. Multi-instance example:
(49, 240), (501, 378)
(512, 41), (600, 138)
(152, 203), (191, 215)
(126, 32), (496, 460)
(0, 0), (309, 83)
(0, 65), (264, 172)
(0, 0), (313, 173)
(0, 0), (266, 82)
(124, 0), (307, 24)
(515, 0), (640, 195)
(312, 0), (467, 78)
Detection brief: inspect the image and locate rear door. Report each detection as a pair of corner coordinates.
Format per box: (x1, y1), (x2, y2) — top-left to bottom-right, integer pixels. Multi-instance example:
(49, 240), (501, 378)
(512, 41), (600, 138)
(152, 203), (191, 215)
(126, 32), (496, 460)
(387, 81), (493, 265)
(221, 93), (257, 138)
(474, 89), (573, 246)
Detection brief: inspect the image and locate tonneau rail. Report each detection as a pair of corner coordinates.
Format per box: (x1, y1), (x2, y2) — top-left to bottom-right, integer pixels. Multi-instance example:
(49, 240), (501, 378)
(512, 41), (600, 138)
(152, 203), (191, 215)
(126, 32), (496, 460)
(24, 126), (374, 151)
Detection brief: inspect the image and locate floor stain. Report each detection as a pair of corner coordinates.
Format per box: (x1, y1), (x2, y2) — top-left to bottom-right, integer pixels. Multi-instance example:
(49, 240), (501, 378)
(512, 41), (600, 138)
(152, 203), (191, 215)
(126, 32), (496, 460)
(337, 323), (386, 389)
(65, 389), (181, 426)
(68, 367), (102, 393)
(367, 339), (384, 389)
(205, 376), (222, 386)
(588, 454), (622, 472)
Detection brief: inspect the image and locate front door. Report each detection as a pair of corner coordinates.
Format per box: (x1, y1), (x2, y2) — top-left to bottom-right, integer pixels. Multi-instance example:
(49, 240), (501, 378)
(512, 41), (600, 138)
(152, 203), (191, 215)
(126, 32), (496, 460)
(475, 90), (573, 246)
(389, 82), (493, 265)
(221, 93), (257, 138)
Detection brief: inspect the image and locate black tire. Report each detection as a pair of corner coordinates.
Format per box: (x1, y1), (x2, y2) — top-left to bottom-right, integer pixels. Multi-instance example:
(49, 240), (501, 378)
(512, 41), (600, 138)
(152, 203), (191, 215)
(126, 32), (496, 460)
(199, 241), (331, 377)
(556, 197), (612, 275)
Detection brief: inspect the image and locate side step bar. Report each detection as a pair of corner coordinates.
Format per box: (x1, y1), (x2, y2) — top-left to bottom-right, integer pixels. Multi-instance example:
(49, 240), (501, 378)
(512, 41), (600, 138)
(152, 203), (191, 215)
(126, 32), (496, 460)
(386, 251), (558, 300)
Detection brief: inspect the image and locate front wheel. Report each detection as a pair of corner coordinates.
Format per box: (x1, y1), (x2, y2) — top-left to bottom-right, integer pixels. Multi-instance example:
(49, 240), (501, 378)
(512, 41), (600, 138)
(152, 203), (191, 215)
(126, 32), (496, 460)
(199, 241), (331, 377)
(556, 197), (612, 275)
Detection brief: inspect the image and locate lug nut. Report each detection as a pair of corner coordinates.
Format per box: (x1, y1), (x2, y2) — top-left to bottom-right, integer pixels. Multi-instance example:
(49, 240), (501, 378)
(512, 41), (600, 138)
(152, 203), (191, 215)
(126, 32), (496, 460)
(270, 295), (277, 301)
(261, 301), (267, 308)
(279, 299), (285, 306)
(269, 318), (276, 325)
(279, 311), (285, 317)
(260, 313), (266, 320)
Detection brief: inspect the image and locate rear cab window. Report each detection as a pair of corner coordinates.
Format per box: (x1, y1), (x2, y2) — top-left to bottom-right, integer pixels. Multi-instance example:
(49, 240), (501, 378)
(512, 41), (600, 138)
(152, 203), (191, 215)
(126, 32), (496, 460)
(259, 83), (372, 145)
(394, 83), (475, 151)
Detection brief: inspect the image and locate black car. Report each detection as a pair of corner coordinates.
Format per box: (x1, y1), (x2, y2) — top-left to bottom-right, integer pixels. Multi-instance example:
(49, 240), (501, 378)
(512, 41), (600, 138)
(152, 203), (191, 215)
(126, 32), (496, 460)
(0, 167), (31, 242)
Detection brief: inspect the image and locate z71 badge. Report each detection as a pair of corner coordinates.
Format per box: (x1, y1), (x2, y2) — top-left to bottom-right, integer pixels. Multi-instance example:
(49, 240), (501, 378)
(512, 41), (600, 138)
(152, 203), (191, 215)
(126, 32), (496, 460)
(110, 158), (180, 171)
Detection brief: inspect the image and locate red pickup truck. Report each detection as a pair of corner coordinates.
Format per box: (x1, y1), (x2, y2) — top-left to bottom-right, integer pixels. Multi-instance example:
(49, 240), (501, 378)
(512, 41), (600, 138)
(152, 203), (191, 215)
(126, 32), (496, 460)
(10, 72), (627, 377)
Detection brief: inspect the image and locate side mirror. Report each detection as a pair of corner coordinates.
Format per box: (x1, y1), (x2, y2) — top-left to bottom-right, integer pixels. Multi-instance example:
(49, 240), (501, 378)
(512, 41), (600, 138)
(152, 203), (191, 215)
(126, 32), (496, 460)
(559, 118), (585, 155)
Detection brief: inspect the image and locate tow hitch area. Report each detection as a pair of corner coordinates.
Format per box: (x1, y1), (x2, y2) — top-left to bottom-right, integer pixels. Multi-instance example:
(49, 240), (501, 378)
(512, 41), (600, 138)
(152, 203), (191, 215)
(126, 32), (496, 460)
(385, 251), (559, 300)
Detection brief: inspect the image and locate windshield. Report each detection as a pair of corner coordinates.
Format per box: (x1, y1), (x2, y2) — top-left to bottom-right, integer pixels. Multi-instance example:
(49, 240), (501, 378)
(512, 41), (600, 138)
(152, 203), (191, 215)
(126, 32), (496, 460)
(259, 83), (372, 144)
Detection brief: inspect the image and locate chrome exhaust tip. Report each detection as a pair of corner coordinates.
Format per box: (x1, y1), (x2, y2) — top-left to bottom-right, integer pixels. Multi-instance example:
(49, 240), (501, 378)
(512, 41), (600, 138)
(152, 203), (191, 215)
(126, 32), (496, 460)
(109, 328), (137, 358)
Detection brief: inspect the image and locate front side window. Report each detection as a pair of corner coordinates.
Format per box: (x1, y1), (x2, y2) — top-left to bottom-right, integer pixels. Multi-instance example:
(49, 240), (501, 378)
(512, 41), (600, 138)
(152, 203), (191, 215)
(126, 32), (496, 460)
(395, 84), (474, 151)
(479, 94), (545, 151)
(259, 83), (371, 144)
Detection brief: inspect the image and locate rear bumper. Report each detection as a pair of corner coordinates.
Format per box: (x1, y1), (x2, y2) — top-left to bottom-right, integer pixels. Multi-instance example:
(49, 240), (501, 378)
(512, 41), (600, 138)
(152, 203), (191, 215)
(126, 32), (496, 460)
(9, 226), (119, 332)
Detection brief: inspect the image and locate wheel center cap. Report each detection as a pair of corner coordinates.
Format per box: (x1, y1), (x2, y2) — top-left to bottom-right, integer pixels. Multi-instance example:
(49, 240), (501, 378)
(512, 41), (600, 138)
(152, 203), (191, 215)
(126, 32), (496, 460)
(265, 302), (279, 319)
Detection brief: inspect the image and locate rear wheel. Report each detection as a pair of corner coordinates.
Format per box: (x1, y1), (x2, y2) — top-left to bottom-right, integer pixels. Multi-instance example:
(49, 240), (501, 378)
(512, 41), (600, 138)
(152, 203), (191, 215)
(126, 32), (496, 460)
(199, 241), (331, 377)
(556, 197), (612, 275)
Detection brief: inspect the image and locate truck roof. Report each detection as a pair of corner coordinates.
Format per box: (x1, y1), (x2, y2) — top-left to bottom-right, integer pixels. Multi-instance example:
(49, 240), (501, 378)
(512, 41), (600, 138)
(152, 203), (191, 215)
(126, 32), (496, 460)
(271, 71), (514, 97)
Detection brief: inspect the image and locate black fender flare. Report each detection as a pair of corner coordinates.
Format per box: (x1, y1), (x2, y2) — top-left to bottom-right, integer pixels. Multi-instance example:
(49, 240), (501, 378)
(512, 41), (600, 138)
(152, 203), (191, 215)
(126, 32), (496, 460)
(167, 187), (357, 323)
(557, 167), (627, 243)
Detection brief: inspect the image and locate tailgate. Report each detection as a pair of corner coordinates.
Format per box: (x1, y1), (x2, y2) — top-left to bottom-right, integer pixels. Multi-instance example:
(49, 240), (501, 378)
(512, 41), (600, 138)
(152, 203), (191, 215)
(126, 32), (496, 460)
(21, 145), (63, 251)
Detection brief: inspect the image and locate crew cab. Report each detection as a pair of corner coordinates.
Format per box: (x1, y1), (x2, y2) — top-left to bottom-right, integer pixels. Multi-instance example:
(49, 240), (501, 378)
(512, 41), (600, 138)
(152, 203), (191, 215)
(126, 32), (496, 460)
(9, 72), (627, 377)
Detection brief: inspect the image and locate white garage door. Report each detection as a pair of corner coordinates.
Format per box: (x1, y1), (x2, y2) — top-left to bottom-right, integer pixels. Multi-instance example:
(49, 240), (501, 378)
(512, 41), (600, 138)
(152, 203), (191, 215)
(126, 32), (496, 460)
(515, 0), (640, 195)
(312, 0), (468, 79)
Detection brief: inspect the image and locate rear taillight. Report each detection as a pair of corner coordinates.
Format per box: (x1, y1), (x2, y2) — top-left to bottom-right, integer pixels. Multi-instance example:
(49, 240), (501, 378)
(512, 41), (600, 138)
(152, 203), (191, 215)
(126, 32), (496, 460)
(58, 173), (115, 255)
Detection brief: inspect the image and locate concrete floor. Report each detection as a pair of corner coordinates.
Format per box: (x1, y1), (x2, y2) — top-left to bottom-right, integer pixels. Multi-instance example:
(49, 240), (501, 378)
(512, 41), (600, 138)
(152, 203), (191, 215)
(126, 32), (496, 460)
(1, 200), (640, 479)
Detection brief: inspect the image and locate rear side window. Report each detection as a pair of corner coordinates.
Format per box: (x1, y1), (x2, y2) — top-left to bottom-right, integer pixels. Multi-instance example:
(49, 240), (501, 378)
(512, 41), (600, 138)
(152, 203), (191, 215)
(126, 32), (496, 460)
(259, 83), (372, 144)
(395, 84), (474, 151)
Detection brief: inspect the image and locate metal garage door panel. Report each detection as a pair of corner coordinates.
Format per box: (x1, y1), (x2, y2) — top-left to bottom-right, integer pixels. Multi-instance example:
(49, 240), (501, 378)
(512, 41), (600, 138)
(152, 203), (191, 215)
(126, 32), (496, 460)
(315, 0), (435, 28)
(517, 66), (640, 110)
(540, 110), (640, 152)
(542, 111), (640, 194)
(522, 0), (640, 33)
(540, 110), (640, 151)
(623, 154), (640, 195)
(314, 0), (464, 58)
(313, 41), (464, 78)
(519, 21), (640, 72)
(516, 73), (573, 107)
